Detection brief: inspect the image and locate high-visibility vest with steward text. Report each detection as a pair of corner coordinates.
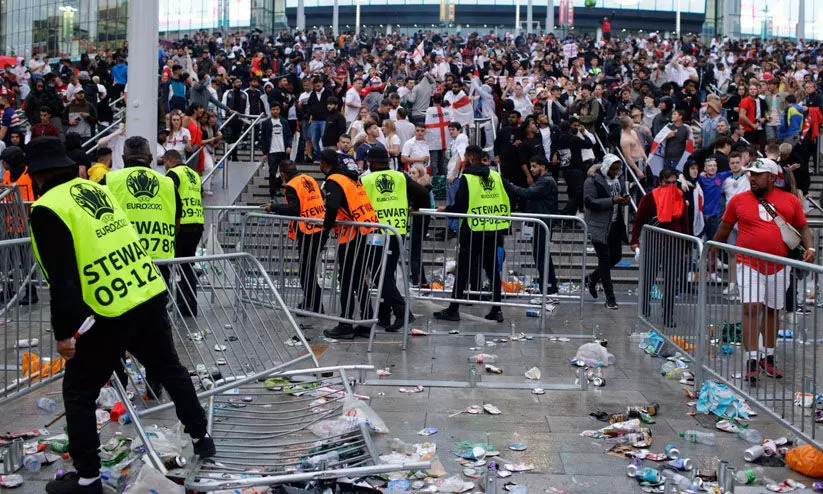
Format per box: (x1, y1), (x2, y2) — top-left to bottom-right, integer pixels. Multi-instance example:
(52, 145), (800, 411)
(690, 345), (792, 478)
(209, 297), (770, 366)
(166, 166), (204, 225)
(326, 173), (377, 244)
(30, 178), (166, 318)
(464, 170), (511, 231)
(361, 169), (409, 234)
(106, 167), (177, 259)
(286, 174), (326, 240)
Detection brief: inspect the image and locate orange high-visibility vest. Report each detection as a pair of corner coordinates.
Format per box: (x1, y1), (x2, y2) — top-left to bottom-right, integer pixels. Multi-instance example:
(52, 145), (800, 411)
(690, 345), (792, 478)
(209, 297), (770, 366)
(286, 174), (326, 240)
(326, 174), (377, 244)
(3, 168), (35, 202)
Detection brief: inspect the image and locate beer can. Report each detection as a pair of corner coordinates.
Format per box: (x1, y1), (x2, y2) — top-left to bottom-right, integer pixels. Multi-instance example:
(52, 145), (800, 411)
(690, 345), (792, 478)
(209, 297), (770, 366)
(626, 461), (641, 477)
(763, 440), (777, 456)
(162, 455), (187, 470)
(664, 444), (680, 459)
(667, 458), (693, 471)
(609, 413), (626, 424)
(744, 445), (765, 462)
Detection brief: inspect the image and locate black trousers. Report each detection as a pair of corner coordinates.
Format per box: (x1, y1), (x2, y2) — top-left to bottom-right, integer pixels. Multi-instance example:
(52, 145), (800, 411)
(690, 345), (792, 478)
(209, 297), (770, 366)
(176, 226), (204, 316)
(409, 216), (430, 285)
(532, 227), (558, 293)
(337, 235), (371, 322)
(64, 295), (207, 478)
(449, 229), (503, 311)
(561, 169), (585, 215)
(267, 152), (287, 198)
(297, 230), (326, 312)
(589, 223), (624, 301)
(369, 234), (405, 320)
(641, 238), (686, 326)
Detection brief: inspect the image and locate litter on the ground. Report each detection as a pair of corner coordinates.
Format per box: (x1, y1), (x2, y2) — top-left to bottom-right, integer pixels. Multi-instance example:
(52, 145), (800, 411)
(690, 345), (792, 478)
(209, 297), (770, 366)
(508, 443), (527, 451)
(483, 404), (502, 415)
(525, 367), (541, 380)
(418, 427), (439, 436)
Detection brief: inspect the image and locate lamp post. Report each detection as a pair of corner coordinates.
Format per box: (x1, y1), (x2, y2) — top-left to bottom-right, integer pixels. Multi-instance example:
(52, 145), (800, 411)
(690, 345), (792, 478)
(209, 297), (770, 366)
(126, 0), (158, 145)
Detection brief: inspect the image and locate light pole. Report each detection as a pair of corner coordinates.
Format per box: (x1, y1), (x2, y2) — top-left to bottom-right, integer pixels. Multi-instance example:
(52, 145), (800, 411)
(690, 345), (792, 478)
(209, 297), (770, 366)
(355, 0), (361, 36)
(126, 0), (158, 146)
(333, 0), (339, 36)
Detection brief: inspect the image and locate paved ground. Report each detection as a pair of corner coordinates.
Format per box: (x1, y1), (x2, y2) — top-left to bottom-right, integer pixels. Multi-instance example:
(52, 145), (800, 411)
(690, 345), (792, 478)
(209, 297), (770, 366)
(0, 296), (819, 492)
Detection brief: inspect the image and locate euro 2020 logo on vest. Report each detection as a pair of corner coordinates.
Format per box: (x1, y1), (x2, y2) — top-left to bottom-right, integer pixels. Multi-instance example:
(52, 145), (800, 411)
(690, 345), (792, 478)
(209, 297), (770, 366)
(479, 175), (495, 192)
(185, 167), (198, 186)
(375, 173), (395, 194)
(126, 169), (160, 200)
(302, 176), (316, 194)
(71, 183), (115, 221)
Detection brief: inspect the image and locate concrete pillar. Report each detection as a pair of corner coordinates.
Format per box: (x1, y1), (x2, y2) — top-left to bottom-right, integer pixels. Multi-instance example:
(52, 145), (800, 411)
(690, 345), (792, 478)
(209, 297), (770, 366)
(333, 0), (339, 36)
(675, 0), (681, 37)
(797, 0), (805, 40)
(297, 0), (306, 30)
(527, 0), (533, 33)
(355, 0), (361, 36)
(515, 0), (521, 34)
(126, 0), (158, 147)
(546, 0), (554, 34)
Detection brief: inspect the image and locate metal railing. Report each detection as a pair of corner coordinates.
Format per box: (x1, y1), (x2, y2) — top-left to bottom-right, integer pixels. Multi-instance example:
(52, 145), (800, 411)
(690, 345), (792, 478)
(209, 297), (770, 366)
(238, 213), (413, 350)
(637, 225), (704, 358)
(201, 112), (267, 190)
(407, 209), (585, 327)
(638, 224), (823, 450)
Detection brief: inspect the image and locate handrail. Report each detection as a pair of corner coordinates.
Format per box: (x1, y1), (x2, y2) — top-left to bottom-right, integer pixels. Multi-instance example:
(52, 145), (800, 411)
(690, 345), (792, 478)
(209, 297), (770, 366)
(82, 116), (124, 150)
(183, 112), (241, 167)
(108, 95), (124, 109)
(601, 122), (646, 199)
(200, 112), (267, 189)
(807, 194), (823, 215)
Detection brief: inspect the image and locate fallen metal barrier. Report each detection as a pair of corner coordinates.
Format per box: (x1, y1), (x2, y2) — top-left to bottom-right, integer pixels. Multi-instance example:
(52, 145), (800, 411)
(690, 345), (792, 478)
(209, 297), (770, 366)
(637, 225), (704, 357)
(697, 241), (823, 450)
(110, 252), (429, 489)
(238, 213), (413, 350)
(407, 209), (586, 329)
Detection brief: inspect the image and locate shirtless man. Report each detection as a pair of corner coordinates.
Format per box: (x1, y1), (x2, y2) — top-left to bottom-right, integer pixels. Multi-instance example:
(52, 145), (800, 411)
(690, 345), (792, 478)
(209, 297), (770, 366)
(619, 116), (646, 180)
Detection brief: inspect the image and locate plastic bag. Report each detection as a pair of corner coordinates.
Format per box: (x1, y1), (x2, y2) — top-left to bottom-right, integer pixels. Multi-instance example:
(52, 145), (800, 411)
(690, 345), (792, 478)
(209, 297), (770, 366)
(696, 380), (749, 420)
(96, 387), (119, 409)
(142, 423), (187, 457)
(308, 416), (360, 438)
(786, 444), (823, 478)
(573, 342), (615, 367)
(342, 396), (389, 433)
(123, 463), (183, 493)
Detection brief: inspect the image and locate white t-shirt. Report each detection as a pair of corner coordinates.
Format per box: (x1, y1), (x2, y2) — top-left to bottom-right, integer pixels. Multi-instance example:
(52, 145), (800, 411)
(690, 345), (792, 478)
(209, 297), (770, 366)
(168, 128), (191, 154)
(269, 118), (285, 153)
(447, 133), (468, 177)
(395, 119), (415, 146)
(344, 87), (362, 122)
(401, 138), (430, 167)
(722, 173), (750, 199)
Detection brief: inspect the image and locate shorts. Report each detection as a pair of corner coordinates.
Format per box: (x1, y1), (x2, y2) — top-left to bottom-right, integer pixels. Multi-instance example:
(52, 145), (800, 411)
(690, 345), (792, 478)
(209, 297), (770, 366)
(737, 263), (791, 309)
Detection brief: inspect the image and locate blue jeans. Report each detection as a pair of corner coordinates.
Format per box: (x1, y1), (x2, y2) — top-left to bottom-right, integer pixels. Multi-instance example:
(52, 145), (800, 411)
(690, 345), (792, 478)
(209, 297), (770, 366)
(446, 177), (461, 232)
(309, 121), (326, 158)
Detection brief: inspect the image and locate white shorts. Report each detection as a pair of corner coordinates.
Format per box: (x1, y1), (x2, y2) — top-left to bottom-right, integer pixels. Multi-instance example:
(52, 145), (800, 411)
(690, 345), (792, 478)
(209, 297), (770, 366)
(737, 263), (791, 309)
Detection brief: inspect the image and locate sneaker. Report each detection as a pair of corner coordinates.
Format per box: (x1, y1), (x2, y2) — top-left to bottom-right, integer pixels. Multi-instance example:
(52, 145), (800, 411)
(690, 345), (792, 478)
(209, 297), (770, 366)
(715, 260), (728, 270)
(605, 299), (619, 310)
(193, 434), (216, 458)
(376, 318), (391, 329)
(386, 312), (415, 332)
(354, 325), (373, 338)
(759, 356), (784, 378)
(484, 309), (504, 322)
(323, 324), (356, 340)
(745, 359), (760, 386)
(433, 309), (460, 321)
(46, 472), (103, 494)
(586, 276), (598, 300)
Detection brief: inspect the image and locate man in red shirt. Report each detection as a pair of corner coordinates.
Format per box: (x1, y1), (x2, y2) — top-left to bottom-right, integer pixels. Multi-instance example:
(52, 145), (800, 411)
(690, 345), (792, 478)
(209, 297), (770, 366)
(30, 106), (61, 138)
(738, 82), (766, 151)
(714, 158), (816, 386)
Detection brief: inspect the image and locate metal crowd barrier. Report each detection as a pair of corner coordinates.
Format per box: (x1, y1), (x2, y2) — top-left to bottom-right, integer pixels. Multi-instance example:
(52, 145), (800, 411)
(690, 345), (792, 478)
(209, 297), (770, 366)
(238, 213), (413, 350)
(408, 209), (586, 329)
(697, 242), (823, 450)
(0, 186), (28, 241)
(110, 252), (428, 489)
(201, 205), (264, 255)
(637, 226), (705, 357)
(0, 238), (54, 405)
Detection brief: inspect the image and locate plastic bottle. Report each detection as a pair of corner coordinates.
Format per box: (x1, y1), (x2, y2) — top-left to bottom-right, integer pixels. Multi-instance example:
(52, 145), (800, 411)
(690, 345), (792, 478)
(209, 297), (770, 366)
(679, 430), (716, 445)
(662, 469), (691, 490)
(468, 354), (498, 364)
(738, 428), (763, 444)
(735, 466), (764, 485)
(304, 450), (339, 467)
(22, 454), (41, 472)
(36, 397), (57, 412)
(475, 334), (486, 348)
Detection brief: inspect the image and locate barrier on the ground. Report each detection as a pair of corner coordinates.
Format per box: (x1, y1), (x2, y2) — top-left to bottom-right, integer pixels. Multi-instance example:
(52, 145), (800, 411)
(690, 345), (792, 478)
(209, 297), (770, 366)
(637, 225), (704, 357)
(238, 213), (413, 350)
(407, 209), (586, 328)
(111, 252), (430, 489)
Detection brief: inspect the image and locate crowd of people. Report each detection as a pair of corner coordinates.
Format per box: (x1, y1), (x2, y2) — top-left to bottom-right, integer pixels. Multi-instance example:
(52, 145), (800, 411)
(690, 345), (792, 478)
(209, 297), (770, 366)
(0, 26), (820, 385)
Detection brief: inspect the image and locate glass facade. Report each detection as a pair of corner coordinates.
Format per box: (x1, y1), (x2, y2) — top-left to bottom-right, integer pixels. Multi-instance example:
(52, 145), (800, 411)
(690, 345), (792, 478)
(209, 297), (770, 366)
(1, 0), (277, 58)
(284, 0), (704, 14)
